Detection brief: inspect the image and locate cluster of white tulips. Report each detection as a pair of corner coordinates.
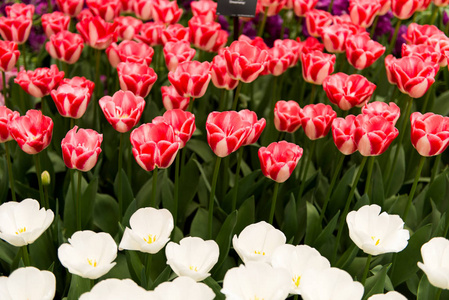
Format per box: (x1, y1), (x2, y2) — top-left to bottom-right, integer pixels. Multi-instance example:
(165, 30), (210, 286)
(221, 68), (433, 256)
(1, 199), (449, 299)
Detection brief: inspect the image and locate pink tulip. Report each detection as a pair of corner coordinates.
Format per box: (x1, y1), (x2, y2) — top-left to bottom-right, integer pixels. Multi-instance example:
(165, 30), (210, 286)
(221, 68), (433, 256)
(410, 112), (449, 156)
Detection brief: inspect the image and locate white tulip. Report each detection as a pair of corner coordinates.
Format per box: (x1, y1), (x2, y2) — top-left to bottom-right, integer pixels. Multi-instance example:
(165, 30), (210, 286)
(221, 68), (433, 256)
(154, 276), (215, 300)
(0, 199), (54, 247)
(58, 230), (117, 280)
(79, 278), (157, 300)
(418, 237), (449, 290)
(165, 236), (219, 282)
(221, 261), (291, 300)
(300, 267), (364, 300)
(271, 244), (331, 295)
(0, 267), (56, 300)
(346, 204), (410, 256)
(232, 221), (286, 264)
(368, 291), (408, 300)
(119, 207), (174, 254)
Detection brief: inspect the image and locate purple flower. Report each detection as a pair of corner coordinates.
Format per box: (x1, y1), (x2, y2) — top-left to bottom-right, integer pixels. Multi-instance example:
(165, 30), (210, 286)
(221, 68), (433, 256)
(29, 27), (46, 53)
(242, 20), (257, 39)
(444, 11), (448, 26)
(218, 15), (230, 33)
(316, 0), (349, 15)
(372, 11), (394, 41)
(393, 24), (407, 57)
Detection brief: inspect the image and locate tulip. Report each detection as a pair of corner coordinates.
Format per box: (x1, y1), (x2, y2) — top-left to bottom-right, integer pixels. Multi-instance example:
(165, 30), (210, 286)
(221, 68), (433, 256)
(161, 85), (190, 111)
(274, 39), (302, 67)
(401, 44), (442, 66)
(168, 61), (211, 99)
(274, 100), (302, 133)
(404, 23), (444, 45)
(0, 198), (54, 247)
(271, 244), (331, 295)
(260, 0), (287, 16)
(120, 0), (136, 12)
(221, 262), (291, 300)
(117, 62), (157, 98)
(114, 16), (143, 41)
(332, 115), (358, 155)
(76, 16), (118, 50)
(368, 292), (408, 300)
(301, 50), (336, 85)
(410, 112), (449, 157)
(191, 0), (217, 21)
(265, 44), (295, 76)
(320, 23), (362, 54)
(391, 0), (420, 19)
(305, 9), (333, 37)
(188, 16), (228, 52)
(41, 12), (70, 38)
(51, 83), (91, 119)
(135, 22), (165, 47)
(232, 221), (286, 263)
(163, 41), (196, 72)
(300, 267), (364, 300)
(418, 37), (449, 67)
(345, 33), (385, 70)
(346, 204), (409, 255)
(238, 109), (266, 145)
(5, 3), (35, 19)
(61, 126), (103, 172)
(8, 110), (54, 155)
(130, 122), (181, 172)
(77, 8), (95, 21)
(133, 0), (154, 20)
(293, 0), (318, 16)
(362, 101), (400, 126)
(298, 36), (324, 55)
(349, 0), (381, 28)
(14, 64), (65, 98)
(152, 0), (183, 24)
(61, 76), (95, 95)
(79, 278), (154, 300)
(152, 109), (196, 148)
(238, 35), (270, 51)
(417, 237), (449, 290)
(300, 103), (337, 140)
(161, 23), (191, 44)
(106, 41), (154, 68)
(433, 0), (449, 5)
(99, 90), (146, 133)
(0, 106), (19, 143)
(119, 207), (174, 254)
(58, 230), (118, 280)
(154, 276), (215, 300)
(166, 237), (219, 281)
(86, 0), (122, 22)
(354, 114), (399, 156)
(0, 267), (56, 300)
(0, 40), (20, 72)
(46, 31), (85, 65)
(222, 40), (269, 83)
(385, 55), (439, 98)
(0, 16), (32, 44)
(210, 54), (239, 90)
(56, 0), (84, 16)
(205, 111), (252, 157)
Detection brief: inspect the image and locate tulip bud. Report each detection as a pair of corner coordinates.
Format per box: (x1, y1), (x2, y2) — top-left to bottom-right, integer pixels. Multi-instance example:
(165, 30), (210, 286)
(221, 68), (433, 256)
(41, 171), (51, 186)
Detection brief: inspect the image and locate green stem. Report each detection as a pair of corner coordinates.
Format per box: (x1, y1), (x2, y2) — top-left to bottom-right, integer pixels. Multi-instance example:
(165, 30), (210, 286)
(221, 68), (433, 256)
(218, 89), (226, 111)
(361, 254), (372, 285)
(231, 147), (244, 212)
(298, 79), (306, 106)
(5, 142), (16, 202)
(144, 254), (152, 288)
(21, 43), (27, 71)
(386, 20), (402, 57)
(269, 182), (280, 224)
(436, 289), (442, 300)
(309, 84), (317, 105)
(94, 49), (101, 131)
(319, 153), (345, 222)
(22, 245), (30, 266)
(47, 0), (52, 12)
(430, 4), (439, 25)
(328, 0), (335, 12)
(77, 170), (82, 231)
(257, 7), (269, 37)
(118, 133), (124, 222)
(150, 167), (158, 208)
(403, 156), (426, 221)
(231, 81), (243, 111)
(421, 84), (433, 113)
(370, 15), (379, 38)
(174, 153), (180, 228)
(430, 155), (441, 184)
(2, 70), (7, 108)
(71, 169), (76, 209)
(296, 17), (303, 37)
(208, 156), (222, 239)
(365, 156), (376, 200)
(187, 98), (195, 112)
(332, 156), (368, 263)
(34, 154), (45, 208)
(297, 141), (316, 201)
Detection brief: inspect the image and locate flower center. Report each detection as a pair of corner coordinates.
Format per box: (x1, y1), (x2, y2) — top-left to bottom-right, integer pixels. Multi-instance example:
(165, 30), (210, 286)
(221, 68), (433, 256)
(371, 236), (380, 246)
(254, 250), (266, 255)
(143, 234), (156, 244)
(87, 258), (98, 267)
(292, 275), (301, 287)
(15, 227), (26, 235)
(189, 265), (198, 272)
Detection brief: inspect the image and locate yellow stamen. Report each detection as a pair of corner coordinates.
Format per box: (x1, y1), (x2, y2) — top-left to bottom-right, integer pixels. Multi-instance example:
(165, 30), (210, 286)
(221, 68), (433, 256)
(15, 227), (26, 235)
(254, 250), (266, 255)
(87, 258), (98, 267)
(292, 275), (301, 287)
(371, 236), (380, 246)
(143, 234), (156, 244)
(189, 265), (198, 272)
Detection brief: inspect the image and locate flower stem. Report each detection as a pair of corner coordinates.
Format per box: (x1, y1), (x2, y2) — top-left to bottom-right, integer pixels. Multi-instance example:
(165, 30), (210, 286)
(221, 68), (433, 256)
(2, 70), (7, 108)
(231, 81), (243, 111)
(231, 147), (244, 212)
(365, 156), (376, 200)
(370, 15), (379, 38)
(208, 156), (222, 239)
(298, 79), (307, 106)
(269, 182), (280, 224)
(187, 98), (195, 112)
(257, 7), (269, 37)
(361, 254), (372, 285)
(332, 156), (368, 263)
(386, 19), (402, 56)
(430, 155), (441, 184)
(218, 89), (226, 111)
(150, 167), (158, 208)
(319, 153), (345, 222)
(327, 0), (335, 12)
(144, 253), (152, 288)
(77, 170), (82, 230)
(297, 141), (316, 201)
(436, 289), (443, 300)
(118, 133), (124, 222)
(403, 155), (426, 221)
(421, 84), (433, 113)
(94, 49), (101, 131)
(309, 84), (317, 105)
(21, 43), (27, 71)
(34, 154), (45, 208)
(5, 142), (16, 202)
(173, 152), (180, 229)
(22, 245), (30, 266)
(430, 4), (439, 24)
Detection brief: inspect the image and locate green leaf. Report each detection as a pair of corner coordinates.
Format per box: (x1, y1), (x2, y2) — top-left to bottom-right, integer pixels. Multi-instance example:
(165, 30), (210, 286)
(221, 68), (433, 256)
(149, 266), (172, 290)
(370, 161), (384, 206)
(213, 210), (238, 275)
(363, 264), (391, 300)
(93, 193), (119, 236)
(0, 239), (17, 265)
(281, 194), (297, 242)
(190, 207), (218, 239)
(178, 155), (200, 225)
(66, 275), (91, 300)
(0, 158), (8, 203)
(203, 277), (225, 300)
(329, 165), (356, 216)
(114, 169), (134, 215)
(433, 90), (449, 116)
(386, 145), (405, 197)
(417, 274), (440, 300)
(391, 224), (432, 286)
(314, 211), (340, 251)
(186, 139), (214, 163)
(234, 196), (255, 235)
(426, 168), (448, 212)
(305, 202), (321, 245)
(124, 250), (144, 284)
(161, 171), (174, 216)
